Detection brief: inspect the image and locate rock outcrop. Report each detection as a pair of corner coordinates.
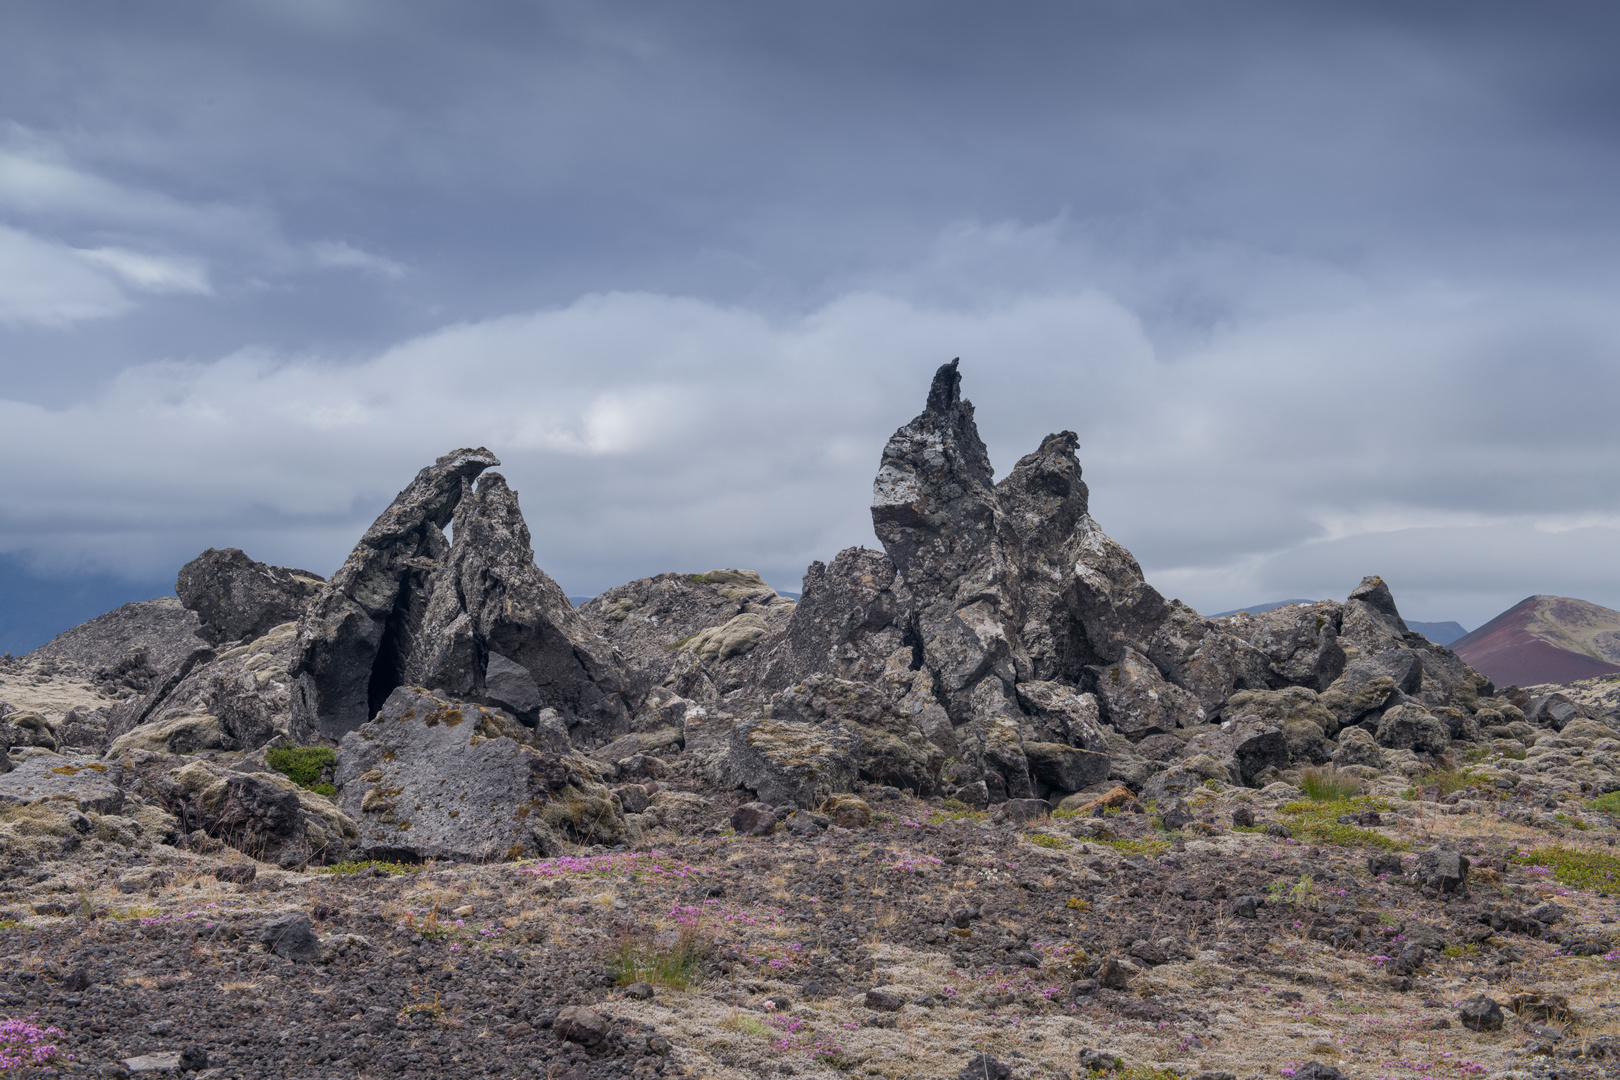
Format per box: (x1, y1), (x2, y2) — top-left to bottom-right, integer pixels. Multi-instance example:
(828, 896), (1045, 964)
(176, 548), (324, 646)
(289, 450), (632, 744)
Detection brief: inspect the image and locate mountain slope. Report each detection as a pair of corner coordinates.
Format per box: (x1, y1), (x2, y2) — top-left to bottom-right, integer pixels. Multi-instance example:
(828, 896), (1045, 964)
(1451, 594), (1620, 687)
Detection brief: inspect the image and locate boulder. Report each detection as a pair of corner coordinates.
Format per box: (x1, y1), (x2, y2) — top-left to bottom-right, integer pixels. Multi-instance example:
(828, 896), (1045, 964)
(1414, 845), (1470, 893)
(1458, 994), (1504, 1032)
(102, 621), (301, 754)
(0, 710), (57, 752)
(1087, 648), (1205, 737)
(730, 801), (777, 836)
(1181, 712), (1288, 787)
(1376, 704), (1452, 753)
(0, 754), (124, 814)
(258, 913), (320, 963)
(155, 759), (356, 867)
(1331, 726), (1387, 770)
(728, 716), (859, 809)
(820, 793), (873, 828)
(334, 686), (624, 861)
(176, 547), (324, 646)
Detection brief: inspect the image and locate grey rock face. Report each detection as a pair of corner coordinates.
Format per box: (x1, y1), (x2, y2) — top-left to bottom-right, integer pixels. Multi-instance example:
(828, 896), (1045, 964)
(411, 472), (631, 743)
(1087, 648), (1205, 737)
(102, 622), (298, 754)
(176, 547), (324, 646)
(769, 548), (906, 687)
(871, 359), (1019, 716)
(291, 447), (501, 737)
(580, 568), (796, 703)
(334, 686), (624, 862)
(289, 450), (633, 744)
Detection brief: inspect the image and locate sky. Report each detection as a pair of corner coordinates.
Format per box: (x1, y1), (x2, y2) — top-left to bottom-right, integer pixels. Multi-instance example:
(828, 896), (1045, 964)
(3, 1), (1620, 654)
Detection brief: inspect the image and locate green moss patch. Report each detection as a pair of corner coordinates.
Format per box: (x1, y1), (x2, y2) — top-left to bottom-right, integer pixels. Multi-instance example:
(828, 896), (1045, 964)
(1511, 846), (1620, 890)
(265, 746), (337, 796)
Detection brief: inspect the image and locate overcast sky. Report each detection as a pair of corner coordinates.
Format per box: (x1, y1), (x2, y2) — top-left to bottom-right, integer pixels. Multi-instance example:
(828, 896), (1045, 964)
(3, 0), (1619, 651)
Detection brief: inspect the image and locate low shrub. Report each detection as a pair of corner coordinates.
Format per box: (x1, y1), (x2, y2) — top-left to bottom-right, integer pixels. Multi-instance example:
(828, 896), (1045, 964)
(1299, 766), (1362, 802)
(265, 746), (338, 797)
(1026, 832), (1067, 850)
(1588, 791), (1620, 815)
(610, 922), (711, 990)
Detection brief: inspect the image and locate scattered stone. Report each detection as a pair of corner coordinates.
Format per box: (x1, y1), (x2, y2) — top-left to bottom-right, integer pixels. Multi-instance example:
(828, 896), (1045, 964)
(1230, 806), (1255, 827)
(623, 982), (655, 1000)
(1231, 895), (1261, 919)
(1458, 995), (1504, 1032)
(212, 864), (256, 885)
(117, 867), (172, 894)
(1078, 1048), (1121, 1072)
(731, 801), (777, 836)
(865, 988), (906, 1012)
(257, 913), (320, 963)
(1292, 1064), (1347, 1080)
(1414, 845), (1469, 893)
(554, 1005), (610, 1046)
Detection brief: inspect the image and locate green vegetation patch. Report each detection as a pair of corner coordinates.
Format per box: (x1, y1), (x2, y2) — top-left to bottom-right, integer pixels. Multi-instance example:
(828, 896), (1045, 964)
(1278, 796), (1408, 851)
(312, 859), (420, 877)
(1588, 791), (1620, 815)
(1511, 846), (1620, 890)
(1299, 766), (1363, 802)
(265, 746), (338, 797)
(1026, 832), (1068, 850)
(1101, 837), (1169, 857)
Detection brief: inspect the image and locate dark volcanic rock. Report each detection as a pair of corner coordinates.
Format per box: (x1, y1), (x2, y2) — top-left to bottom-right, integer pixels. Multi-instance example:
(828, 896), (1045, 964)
(289, 450), (632, 743)
(290, 447), (501, 738)
(176, 547), (325, 646)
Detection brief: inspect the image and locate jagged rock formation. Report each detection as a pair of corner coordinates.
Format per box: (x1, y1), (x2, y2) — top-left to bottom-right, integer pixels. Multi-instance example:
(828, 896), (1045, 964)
(716, 360), (1512, 808)
(289, 449), (632, 743)
(176, 548), (324, 646)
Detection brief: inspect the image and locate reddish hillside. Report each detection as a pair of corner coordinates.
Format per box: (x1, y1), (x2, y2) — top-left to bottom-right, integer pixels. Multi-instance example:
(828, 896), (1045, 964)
(1452, 595), (1620, 687)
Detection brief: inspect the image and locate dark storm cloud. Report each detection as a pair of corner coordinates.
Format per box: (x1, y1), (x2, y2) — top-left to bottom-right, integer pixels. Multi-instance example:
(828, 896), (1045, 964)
(1, 0), (1618, 644)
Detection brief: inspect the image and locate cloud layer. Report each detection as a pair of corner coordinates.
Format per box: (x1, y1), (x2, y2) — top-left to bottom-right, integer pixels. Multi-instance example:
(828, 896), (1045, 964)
(4, 260), (1618, 627)
(1, 2), (1618, 633)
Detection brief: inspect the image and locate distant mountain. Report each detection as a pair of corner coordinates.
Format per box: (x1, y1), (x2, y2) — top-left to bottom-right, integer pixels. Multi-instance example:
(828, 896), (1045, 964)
(1451, 595), (1620, 687)
(1210, 599), (1319, 618)
(1405, 620), (1468, 646)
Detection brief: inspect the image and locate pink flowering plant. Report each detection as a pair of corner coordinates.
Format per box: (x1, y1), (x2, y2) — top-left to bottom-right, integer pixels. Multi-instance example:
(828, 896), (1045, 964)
(0, 1015), (69, 1071)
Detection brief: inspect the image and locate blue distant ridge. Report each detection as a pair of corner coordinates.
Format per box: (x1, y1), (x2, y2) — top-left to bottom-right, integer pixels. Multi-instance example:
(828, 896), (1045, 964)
(0, 555), (176, 658)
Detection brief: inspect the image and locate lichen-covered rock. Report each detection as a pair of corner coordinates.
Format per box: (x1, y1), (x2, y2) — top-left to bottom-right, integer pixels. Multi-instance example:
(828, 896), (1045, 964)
(102, 622), (301, 754)
(156, 758), (357, 867)
(0, 710), (57, 752)
(0, 753), (124, 814)
(1216, 601), (1348, 691)
(1376, 704), (1452, 753)
(728, 715), (859, 809)
(766, 675), (945, 795)
(1181, 713), (1289, 787)
(334, 685), (622, 862)
(579, 568), (796, 701)
(1087, 648), (1205, 737)
(1331, 726), (1387, 769)
(176, 547), (324, 646)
